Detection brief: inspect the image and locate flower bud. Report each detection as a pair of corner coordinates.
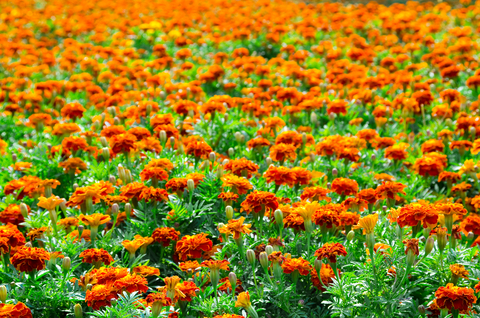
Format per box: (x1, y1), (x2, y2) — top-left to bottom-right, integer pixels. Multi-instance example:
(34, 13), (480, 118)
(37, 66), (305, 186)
(118, 165), (126, 181)
(347, 230), (355, 241)
(109, 175), (116, 184)
(222, 159), (229, 165)
(0, 285), (7, 303)
(274, 209), (283, 225)
(228, 147), (234, 157)
(228, 272), (237, 291)
(332, 168), (338, 176)
(406, 249), (416, 267)
(78, 225), (84, 238)
(469, 126), (476, 136)
(169, 137), (175, 148)
(73, 183), (78, 191)
(102, 147), (110, 161)
(86, 284), (92, 291)
(125, 203), (132, 219)
(366, 233), (375, 250)
(468, 232), (474, 241)
(445, 118), (453, 127)
(49, 209), (57, 225)
(146, 104), (152, 117)
(418, 305), (425, 315)
(11, 154), (17, 162)
(226, 206), (234, 220)
(224, 113), (229, 122)
(371, 154), (376, 161)
(19, 203), (29, 218)
(437, 231), (448, 253)
(100, 136), (108, 148)
(62, 257), (71, 271)
(425, 236), (435, 256)
(311, 112), (318, 125)
(265, 245), (274, 256)
(93, 121), (101, 131)
(125, 169), (132, 184)
(187, 179), (195, 193)
(234, 132), (242, 143)
(177, 144), (185, 155)
(259, 252), (268, 270)
(209, 152), (216, 163)
(159, 130), (167, 143)
(151, 300), (163, 318)
(246, 249), (256, 265)
(216, 165), (224, 179)
(113, 117), (120, 125)
(25, 242), (32, 248)
(329, 113), (336, 121)
(266, 157), (272, 166)
(314, 259), (322, 275)
(111, 203), (119, 216)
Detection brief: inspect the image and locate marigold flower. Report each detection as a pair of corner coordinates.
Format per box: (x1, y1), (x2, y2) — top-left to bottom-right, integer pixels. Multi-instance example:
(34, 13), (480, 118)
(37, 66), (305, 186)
(450, 264), (469, 280)
(311, 263), (337, 292)
(139, 187), (169, 202)
(281, 257), (311, 275)
(413, 153), (448, 177)
(375, 182), (407, 201)
(263, 166), (296, 187)
(152, 227), (180, 247)
(314, 243), (347, 263)
(37, 196), (64, 211)
(221, 174), (252, 195)
(179, 260), (201, 273)
(218, 217), (252, 239)
(0, 204), (27, 225)
(10, 246), (50, 273)
(403, 238), (419, 256)
(85, 284), (117, 310)
(241, 190), (278, 216)
(176, 233), (213, 261)
(300, 186), (331, 202)
(79, 248), (114, 266)
(434, 284), (477, 312)
(269, 143), (297, 162)
(331, 178), (358, 196)
(224, 158), (259, 178)
(186, 141), (213, 159)
(354, 213), (378, 234)
(59, 157), (87, 174)
(120, 182), (147, 199)
(0, 302), (33, 318)
(133, 265), (160, 277)
(397, 203), (438, 229)
(79, 213), (111, 228)
(235, 291), (252, 309)
(113, 274), (149, 294)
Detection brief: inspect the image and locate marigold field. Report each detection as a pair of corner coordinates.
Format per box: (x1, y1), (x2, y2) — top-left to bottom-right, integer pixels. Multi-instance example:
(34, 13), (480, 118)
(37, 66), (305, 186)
(2, 0), (480, 317)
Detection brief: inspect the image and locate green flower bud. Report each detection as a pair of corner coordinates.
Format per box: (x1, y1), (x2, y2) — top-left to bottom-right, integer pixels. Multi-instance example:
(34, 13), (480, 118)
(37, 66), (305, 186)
(0, 285), (7, 303)
(62, 257), (71, 271)
(265, 245), (274, 256)
(74, 304), (83, 318)
(187, 179), (195, 193)
(425, 236), (435, 256)
(246, 249), (256, 265)
(225, 206), (234, 220)
(19, 203), (29, 218)
(274, 209), (283, 225)
(347, 230), (355, 241)
(259, 252), (268, 270)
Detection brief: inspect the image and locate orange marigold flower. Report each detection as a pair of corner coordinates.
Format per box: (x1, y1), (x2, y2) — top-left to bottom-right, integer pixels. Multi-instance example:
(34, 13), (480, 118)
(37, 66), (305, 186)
(0, 204), (27, 225)
(450, 264), (469, 279)
(179, 260), (201, 273)
(0, 224), (26, 247)
(113, 274), (149, 294)
(61, 102), (86, 120)
(413, 153), (448, 177)
(315, 242), (347, 263)
(221, 174), (252, 195)
(375, 182), (407, 201)
(300, 186), (331, 202)
(353, 213), (379, 234)
(218, 217), (252, 239)
(10, 246), (50, 273)
(403, 238), (419, 256)
(357, 188), (377, 205)
(342, 197), (368, 212)
(201, 259), (230, 271)
(120, 182), (147, 199)
(176, 233), (213, 261)
(397, 203), (438, 229)
(291, 167), (313, 185)
(312, 208), (340, 228)
(434, 284), (477, 312)
(438, 171), (461, 184)
(247, 137), (270, 150)
(218, 192), (239, 205)
(79, 213), (111, 228)
(224, 158), (259, 178)
(0, 302), (33, 318)
(269, 143), (297, 162)
(263, 166), (296, 187)
(281, 257), (311, 275)
(139, 187), (169, 202)
(235, 292), (252, 309)
(186, 141), (213, 159)
(122, 239), (144, 255)
(385, 143), (409, 161)
(37, 196), (64, 211)
(165, 178), (188, 195)
(331, 178), (358, 196)
(152, 227), (180, 247)
(79, 248), (114, 266)
(145, 158), (174, 171)
(327, 99), (348, 115)
(435, 203), (467, 216)
(140, 167), (169, 182)
(421, 139), (445, 153)
(311, 263), (337, 292)
(283, 212), (305, 231)
(240, 190), (279, 215)
(338, 212), (361, 227)
(85, 284), (117, 310)
(461, 214), (480, 235)
(133, 265), (160, 277)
